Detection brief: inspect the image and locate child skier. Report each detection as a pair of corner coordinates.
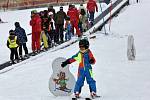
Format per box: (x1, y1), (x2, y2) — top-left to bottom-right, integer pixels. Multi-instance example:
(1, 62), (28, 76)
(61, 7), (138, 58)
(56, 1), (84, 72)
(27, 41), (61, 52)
(7, 30), (19, 64)
(86, 0), (98, 27)
(14, 22), (29, 59)
(78, 4), (88, 33)
(64, 16), (72, 41)
(61, 39), (99, 98)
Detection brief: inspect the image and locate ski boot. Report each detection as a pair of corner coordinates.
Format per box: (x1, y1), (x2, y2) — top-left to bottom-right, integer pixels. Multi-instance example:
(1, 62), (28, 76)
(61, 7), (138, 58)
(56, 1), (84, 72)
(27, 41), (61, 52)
(75, 92), (80, 98)
(24, 54), (30, 59)
(10, 60), (16, 64)
(90, 91), (101, 99)
(19, 55), (23, 60)
(72, 92), (80, 100)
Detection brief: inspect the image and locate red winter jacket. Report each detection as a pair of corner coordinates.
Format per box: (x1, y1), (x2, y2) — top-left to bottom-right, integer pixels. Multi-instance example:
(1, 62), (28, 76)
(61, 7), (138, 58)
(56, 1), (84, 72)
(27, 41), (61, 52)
(67, 7), (79, 22)
(87, 0), (98, 12)
(30, 14), (42, 33)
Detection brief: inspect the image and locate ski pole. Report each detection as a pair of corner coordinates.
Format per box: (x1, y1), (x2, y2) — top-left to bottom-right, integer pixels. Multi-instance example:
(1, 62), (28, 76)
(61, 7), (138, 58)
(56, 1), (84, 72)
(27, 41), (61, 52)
(99, 0), (107, 35)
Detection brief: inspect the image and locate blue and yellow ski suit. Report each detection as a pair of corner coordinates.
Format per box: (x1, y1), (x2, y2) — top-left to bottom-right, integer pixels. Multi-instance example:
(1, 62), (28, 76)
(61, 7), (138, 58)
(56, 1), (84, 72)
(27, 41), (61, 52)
(68, 49), (97, 93)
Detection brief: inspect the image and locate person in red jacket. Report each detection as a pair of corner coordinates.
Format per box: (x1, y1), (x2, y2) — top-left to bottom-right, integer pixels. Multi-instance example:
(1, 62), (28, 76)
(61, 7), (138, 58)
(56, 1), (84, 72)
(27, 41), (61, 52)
(86, 0), (98, 26)
(67, 4), (81, 37)
(30, 10), (42, 54)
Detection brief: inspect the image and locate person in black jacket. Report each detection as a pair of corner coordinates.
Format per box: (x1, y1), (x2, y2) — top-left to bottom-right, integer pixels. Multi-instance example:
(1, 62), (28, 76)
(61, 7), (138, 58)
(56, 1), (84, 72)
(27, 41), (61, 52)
(14, 22), (29, 59)
(55, 6), (67, 44)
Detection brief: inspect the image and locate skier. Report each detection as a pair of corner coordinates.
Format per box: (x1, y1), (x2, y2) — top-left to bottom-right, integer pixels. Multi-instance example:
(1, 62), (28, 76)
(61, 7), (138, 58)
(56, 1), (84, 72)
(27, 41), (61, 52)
(7, 30), (19, 64)
(55, 6), (67, 44)
(48, 12), (56, 47)
(40, 10), (50, 50)
(67, 4), (81, 37)
(30, 10), (42, 54)
(14, 22), (29, 59)
(48, 5), (56, 22)
(86, 0), (98, 26)
(78, 4), (88, 33)
(64, 16), (72, 41)
(61, 39), (99, 98)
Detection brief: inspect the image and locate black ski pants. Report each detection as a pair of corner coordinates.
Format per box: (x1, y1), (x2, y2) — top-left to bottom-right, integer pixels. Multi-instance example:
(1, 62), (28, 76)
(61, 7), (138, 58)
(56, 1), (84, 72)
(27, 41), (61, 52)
(10, 48), (19, 61)
(56, 24), (64, 43)
(19, 43), (28, 56)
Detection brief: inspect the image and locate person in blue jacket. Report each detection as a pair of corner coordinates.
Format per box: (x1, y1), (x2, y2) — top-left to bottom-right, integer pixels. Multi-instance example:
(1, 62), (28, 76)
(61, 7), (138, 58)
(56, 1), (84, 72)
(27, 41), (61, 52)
(14, 22), (29, 59)
(61, 39), (98, 98)
(65, 16), (72, 41)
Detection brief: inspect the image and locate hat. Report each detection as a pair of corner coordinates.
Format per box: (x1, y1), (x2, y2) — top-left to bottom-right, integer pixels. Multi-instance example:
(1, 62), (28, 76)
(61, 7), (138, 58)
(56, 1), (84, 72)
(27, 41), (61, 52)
(80, 3), (83, 6)
(9, 29), (15, 35)
(60, 6), (63, 10)
(48, 5), (53, 11)
(14, 22), (20, 27)
(31, 10), (37, 14)
(69, 4), (73, 8)
(48, 5), (53, 9)
(48, 12), (53, 16)
(79, 39), (89, 49)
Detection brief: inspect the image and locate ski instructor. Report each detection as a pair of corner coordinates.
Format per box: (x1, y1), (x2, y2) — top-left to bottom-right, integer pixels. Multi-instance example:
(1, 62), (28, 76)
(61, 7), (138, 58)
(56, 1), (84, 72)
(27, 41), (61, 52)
(61, 39), (99, 99)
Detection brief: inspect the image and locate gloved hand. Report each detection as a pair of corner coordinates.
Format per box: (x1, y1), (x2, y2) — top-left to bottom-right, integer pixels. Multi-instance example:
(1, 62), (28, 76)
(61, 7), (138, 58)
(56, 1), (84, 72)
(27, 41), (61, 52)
(61, 59), (70, 68)
(61, 61), (68, 68)
(64, 28), (67, 31)
(89, 59), (95, 64)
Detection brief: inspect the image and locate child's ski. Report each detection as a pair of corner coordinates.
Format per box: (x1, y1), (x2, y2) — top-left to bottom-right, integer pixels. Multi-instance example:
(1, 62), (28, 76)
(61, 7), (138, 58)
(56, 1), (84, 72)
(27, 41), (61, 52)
(91, 95), (101, 99)
(72, 98), (92, 100)
(72, 95), (101, 100)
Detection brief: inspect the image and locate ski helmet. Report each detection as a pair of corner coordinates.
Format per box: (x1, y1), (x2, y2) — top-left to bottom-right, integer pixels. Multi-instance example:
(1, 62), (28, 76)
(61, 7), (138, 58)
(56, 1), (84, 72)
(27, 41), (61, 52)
(79, 39), (89, 49)
(9, 29), (15, 35)
(31, 10), (37, 14)
(14, 22), (20, 27)
(60, 6), (63, 10)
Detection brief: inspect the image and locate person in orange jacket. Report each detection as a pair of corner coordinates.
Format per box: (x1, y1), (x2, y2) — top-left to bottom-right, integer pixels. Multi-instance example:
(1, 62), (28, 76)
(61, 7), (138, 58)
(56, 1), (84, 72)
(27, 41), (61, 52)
(30, 10), (42, 54)
(87, 0), (98, 26)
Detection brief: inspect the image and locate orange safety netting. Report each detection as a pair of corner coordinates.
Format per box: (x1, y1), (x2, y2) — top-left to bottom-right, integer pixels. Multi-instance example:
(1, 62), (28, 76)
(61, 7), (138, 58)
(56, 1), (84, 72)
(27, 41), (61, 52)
(0, 0), (86, 9)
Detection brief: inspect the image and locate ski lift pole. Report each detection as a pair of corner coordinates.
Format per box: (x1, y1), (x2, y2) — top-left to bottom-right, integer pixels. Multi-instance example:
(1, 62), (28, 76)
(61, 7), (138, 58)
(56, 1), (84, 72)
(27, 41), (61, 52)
(99, 0), (107, 35)
(109, 0), (113, 31)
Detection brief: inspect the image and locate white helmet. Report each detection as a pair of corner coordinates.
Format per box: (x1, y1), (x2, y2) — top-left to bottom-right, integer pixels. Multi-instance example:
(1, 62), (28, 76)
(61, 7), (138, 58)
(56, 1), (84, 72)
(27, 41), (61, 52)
(48, 12), (53, 16)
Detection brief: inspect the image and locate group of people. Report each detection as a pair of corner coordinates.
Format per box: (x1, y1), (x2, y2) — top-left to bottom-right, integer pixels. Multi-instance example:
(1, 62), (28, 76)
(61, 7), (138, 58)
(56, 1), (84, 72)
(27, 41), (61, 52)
(7, 0), (98, 64)
(6, 0), (99, 98)
(7, 22), (29, 64)
(29, 0), (98, 54)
